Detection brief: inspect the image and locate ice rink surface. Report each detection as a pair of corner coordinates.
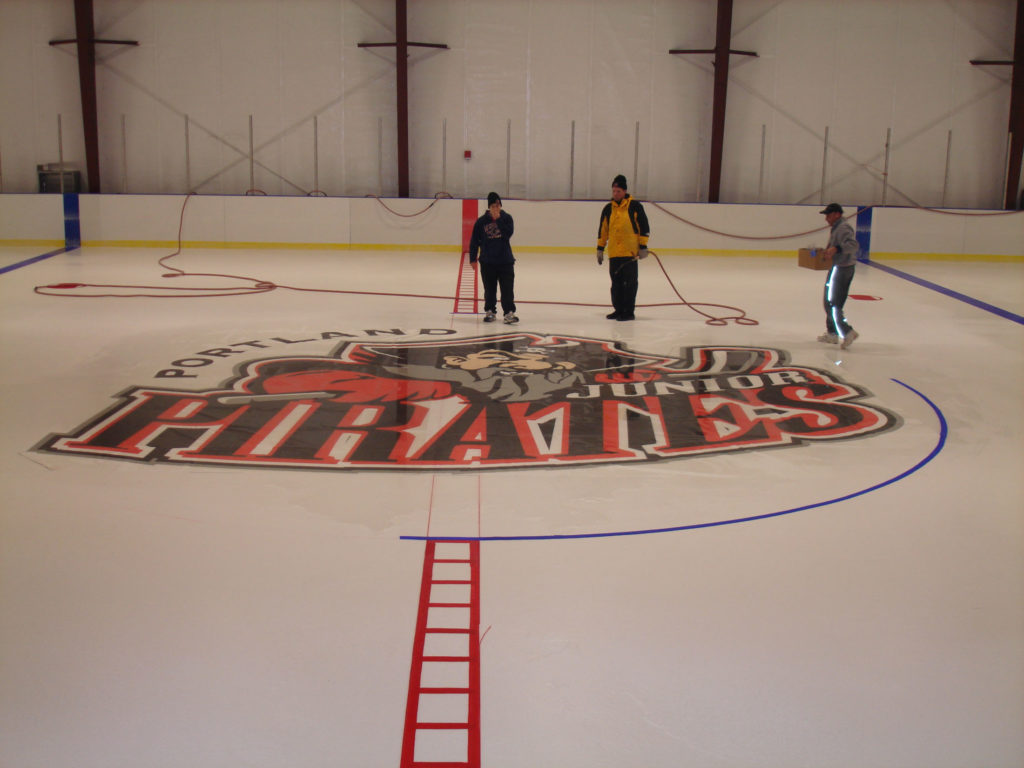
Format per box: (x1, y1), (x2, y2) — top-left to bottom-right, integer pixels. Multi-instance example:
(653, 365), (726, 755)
(1, 243), (1022, 767)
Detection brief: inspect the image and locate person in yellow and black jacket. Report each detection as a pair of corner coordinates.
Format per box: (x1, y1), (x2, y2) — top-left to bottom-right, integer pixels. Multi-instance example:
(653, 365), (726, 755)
(596, 174), (650, 321)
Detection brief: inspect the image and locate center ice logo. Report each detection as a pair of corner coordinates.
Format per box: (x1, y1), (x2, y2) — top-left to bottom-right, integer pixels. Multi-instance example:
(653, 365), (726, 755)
(37, 333), (898, 469)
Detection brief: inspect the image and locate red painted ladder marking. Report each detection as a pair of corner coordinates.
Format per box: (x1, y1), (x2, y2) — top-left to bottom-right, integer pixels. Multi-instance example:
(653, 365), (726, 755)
(453, 199), (479, 315)
(400, 540), (481, 768)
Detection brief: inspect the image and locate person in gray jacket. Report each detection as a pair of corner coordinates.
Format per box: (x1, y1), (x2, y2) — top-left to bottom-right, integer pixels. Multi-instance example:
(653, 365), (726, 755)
(817, 203), (860, 349)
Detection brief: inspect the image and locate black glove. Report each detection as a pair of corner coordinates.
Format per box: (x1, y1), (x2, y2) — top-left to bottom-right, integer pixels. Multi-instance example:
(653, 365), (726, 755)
(596, 247), (604, 266)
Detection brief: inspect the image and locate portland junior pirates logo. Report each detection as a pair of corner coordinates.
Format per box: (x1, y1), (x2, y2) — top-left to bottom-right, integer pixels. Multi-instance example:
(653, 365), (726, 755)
(37, 333), (898, 469)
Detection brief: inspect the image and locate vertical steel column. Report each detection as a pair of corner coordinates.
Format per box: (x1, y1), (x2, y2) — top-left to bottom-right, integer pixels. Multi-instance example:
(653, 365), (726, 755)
(72, 0), (100, 192)
(707, 0), (735, 203)
(396, 0), (409, 198)
(969, 0), (1022, 208)
(1005, 0), (1024, 208)
(359, 6), (447, 199)
(668, 6), (755, 204)
(49, 8), (136, 195)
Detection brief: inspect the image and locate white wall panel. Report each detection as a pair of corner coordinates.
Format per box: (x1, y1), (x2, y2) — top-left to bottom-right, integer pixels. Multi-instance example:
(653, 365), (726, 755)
(0, 194), (64, 242)
(407, 0), (467, 198)
(523, 0), (596, 202)
(222, 195), (353, 244)
(0, 0), (1019, 208)
(872, 208), (1024, 256)
(276, 1), (347, 197)
(746, 2), (838, 206)
(78, 193), (208, 243)
(0, 1), (87, 192)
(461, 1), (530, 201)
(885, 2), (958, 208)
(347, 196), (461, 246)
(4, 194), (1023, 260)
(947, 0), (1016, 209)
(508, 199), (599, 249)
(0, 2), (74, 192)
(646, 1), (714, 204)
(586, 0), (656, 200)
(344, 1), (398, 197)
(829, 3), (903, 207)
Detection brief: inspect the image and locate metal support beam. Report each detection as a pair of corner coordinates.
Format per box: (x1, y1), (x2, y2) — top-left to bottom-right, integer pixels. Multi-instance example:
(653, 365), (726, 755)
(73, 0), (98, 192)
(708, 0), (735, 204)
(396, 0), (409, 198)
(1007, 0), (1024, 208)
(50, 0), (138, 194)
(359, 0), (448, 198)
(669, 0), (756, 204)
(971, 0), (1023, 209)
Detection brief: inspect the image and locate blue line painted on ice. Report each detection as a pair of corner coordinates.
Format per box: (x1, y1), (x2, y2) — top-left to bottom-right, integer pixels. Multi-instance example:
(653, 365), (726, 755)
(867, 259), (1024, 325)
(0, 247), (71, 275)
(401, 378), (947, 542)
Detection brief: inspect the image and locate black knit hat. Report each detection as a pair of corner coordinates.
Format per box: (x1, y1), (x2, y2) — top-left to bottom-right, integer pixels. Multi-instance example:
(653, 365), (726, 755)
(612, 174), (628, 190)
(487, 192), (501, 207)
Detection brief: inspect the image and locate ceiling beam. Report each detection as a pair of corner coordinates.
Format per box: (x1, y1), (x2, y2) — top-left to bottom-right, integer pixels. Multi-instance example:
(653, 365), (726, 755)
(670, 0), (757, 203)
(49, 0), (138, 194)
(359, 0), (448, 198)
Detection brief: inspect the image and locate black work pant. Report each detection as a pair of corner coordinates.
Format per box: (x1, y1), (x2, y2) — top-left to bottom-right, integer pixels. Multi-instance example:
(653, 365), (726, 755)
(609, 257), (638, 318)
(823, 264), (855, 335)
(480, 261), (516, 314)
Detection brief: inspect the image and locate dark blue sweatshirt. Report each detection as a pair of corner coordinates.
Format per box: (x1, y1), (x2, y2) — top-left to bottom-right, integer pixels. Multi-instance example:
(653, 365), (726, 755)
(469, 210), (515, 265)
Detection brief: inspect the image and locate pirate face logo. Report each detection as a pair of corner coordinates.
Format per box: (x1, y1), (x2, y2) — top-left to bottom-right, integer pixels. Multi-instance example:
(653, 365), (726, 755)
(37, 333), (898, 470)
(443, 348), (575, 373)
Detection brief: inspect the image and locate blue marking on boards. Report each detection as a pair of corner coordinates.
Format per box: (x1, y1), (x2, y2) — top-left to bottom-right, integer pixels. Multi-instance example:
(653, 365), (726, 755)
(63, 193), (81, 249)
(855, 206), (872, 262)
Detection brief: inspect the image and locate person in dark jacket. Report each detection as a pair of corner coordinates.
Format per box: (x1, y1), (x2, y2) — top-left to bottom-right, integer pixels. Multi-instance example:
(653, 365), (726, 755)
(469, 191), (518, 324)
(596, 174), (650, 321)
(817, 202), (860, 349)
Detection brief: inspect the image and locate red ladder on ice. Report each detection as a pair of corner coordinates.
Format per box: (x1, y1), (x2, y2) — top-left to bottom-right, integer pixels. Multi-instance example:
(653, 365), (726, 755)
(452, 253), (479, 315)
(452, 199), (479, 315)
(399, 540), (481, 768)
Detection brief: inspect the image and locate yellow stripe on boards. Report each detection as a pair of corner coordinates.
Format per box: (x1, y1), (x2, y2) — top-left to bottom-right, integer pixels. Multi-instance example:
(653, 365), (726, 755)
(0, 239), (65, 247)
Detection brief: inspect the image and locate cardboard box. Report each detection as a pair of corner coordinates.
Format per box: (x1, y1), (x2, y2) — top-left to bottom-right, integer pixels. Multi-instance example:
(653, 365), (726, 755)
(798, 247), (831, 270)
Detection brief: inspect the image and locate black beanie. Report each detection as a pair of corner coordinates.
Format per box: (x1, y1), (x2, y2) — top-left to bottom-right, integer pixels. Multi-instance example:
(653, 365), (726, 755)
(487, 192), (501, 206)
(612, 174), (628, 190)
